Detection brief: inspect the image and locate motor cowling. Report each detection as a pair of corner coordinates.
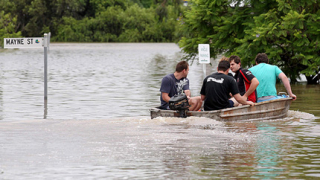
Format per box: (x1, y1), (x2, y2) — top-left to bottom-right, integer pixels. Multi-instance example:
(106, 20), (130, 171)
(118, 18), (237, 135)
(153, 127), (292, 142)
(169, 94), (190, 117)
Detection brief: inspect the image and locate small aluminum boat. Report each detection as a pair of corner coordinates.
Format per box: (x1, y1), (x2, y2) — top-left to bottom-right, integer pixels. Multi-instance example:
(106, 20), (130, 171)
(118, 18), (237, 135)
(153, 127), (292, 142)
(150, 97), (293, 121)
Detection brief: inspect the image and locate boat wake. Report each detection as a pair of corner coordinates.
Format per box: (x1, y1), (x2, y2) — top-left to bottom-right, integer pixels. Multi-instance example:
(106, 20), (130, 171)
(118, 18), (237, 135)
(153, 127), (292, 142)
(287, 110), (317, 120)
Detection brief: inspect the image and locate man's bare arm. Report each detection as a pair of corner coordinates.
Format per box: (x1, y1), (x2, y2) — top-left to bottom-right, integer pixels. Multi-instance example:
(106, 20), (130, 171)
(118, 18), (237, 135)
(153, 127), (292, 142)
(161, 92), (171, 103)
(278, 72), (297, 100)
(201, 95), (206, 101)
(234, 93), (254, 106)
(184, 90), (191, 97)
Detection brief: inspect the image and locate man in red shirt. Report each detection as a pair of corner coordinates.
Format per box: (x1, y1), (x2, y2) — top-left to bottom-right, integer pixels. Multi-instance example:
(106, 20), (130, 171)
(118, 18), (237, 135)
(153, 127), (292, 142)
(229, 55), (259, 104)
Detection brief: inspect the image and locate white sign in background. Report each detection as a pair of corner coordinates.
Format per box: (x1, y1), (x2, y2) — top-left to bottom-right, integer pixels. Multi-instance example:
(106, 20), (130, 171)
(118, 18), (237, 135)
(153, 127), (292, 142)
(4, 37), (44, 48)
(198, 44), (210, 64)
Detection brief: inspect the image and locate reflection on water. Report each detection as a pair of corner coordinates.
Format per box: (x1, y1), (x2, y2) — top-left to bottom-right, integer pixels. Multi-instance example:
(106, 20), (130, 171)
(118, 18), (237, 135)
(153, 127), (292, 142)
(254, 124), (282, 179)
(0, 114), (319, 179)
(0, 43), (320, 179)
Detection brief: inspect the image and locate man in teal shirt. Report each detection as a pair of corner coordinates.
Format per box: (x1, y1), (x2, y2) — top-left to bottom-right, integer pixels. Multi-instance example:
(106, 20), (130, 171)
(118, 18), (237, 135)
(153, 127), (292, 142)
(249, 53), (297, 102)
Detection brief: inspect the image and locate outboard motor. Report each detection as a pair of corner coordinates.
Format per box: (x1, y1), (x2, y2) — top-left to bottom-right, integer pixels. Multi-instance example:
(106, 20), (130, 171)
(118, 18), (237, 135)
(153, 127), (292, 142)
(169, 94), (190, 118)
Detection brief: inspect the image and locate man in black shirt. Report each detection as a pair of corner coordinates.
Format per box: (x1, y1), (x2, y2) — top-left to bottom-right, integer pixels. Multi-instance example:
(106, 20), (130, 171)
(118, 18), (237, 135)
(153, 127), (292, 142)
(200, 60), (254, 111)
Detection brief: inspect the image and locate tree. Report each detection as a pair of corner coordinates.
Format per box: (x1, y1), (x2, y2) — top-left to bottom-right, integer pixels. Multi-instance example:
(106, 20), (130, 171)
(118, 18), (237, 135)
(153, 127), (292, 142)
(178, 0), (320, 84)
(0, 0), (88, 37)
(0, 0), (181, 43)
(0, 11), (21, 48)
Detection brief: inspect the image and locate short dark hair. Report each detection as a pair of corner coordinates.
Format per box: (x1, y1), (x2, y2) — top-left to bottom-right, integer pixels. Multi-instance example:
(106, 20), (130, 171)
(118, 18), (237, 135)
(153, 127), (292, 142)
(218, 60), (230, 72)
(229, 55), (241, 64)
(255, 53), (269, 64)
(176, 61), (189, 72)
(219, 56), (229, 62)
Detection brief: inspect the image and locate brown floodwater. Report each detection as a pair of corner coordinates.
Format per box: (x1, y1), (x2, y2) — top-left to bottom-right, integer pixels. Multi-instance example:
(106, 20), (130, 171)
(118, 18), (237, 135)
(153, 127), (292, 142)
(0, 43), (319, 179)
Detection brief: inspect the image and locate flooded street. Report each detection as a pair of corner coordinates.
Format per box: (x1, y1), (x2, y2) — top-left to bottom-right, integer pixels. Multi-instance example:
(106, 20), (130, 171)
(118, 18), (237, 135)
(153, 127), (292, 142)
(0, 43), (319, 179)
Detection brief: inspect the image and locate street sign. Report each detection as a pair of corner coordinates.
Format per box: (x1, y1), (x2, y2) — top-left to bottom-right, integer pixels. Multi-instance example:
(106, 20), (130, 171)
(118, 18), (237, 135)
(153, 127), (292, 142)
(4, 37), (44, 48)
(198, 44), (210, 64)
(4, 33), (50, 118)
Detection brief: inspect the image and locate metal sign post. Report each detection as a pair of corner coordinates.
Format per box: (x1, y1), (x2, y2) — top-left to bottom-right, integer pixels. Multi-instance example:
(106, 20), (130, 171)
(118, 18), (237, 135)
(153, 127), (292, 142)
(44, 33), (48, 101)
(4, 33), (50, 118)
(198, 44), (210, 78)
(43, 33), (49, 119)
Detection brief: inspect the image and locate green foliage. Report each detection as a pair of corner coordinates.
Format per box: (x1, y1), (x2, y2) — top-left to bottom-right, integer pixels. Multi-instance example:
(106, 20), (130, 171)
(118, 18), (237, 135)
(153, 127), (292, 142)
(178, 0), (320, 83)
(139, 0), (153, 8)
(53, 3), (180, 42)
(0, 11), (22, 48)
(89, 0), (128, 16)
(0, 0), (182, 44)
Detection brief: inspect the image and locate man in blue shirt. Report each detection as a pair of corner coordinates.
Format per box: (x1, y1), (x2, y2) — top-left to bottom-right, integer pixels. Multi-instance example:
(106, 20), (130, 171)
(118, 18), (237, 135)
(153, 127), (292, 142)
(160, 61), (202, 111)
(249, 53), (297, 102)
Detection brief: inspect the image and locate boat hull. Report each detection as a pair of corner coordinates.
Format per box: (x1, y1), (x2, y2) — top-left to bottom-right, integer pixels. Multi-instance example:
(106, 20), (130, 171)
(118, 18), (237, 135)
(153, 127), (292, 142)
(150, 97), (292, 121)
